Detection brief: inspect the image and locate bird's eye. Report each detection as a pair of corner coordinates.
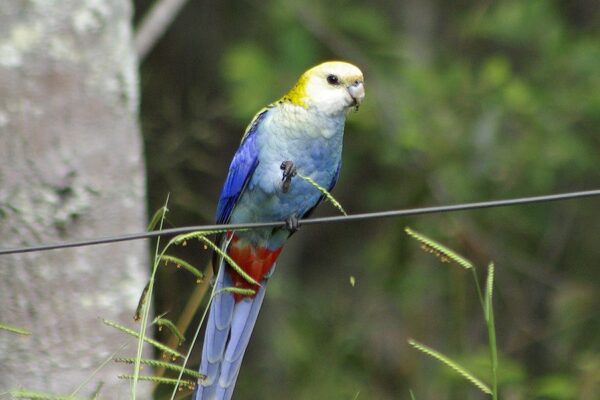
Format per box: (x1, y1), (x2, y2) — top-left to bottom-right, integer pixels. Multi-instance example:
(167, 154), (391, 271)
(326, 74), (339, 85)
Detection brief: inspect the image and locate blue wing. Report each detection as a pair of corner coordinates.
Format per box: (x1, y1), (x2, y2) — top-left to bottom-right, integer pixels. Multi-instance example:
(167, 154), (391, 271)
(215, 108), (269, 224)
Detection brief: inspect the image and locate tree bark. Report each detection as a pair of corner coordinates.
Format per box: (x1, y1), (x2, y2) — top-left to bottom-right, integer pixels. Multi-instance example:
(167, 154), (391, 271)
(0, 0), (149, 397)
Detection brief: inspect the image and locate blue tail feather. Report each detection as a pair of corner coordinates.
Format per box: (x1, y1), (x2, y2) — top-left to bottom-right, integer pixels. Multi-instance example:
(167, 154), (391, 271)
(194, 261), (271, 400)
(219, 286), (266, 387)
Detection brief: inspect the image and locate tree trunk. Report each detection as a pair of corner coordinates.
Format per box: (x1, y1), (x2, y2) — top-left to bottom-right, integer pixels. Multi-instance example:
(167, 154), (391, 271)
(0, 1), (149, 397)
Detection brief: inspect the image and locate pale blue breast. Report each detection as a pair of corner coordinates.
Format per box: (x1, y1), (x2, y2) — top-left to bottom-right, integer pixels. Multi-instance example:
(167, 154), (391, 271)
(229, 104), (345, 239)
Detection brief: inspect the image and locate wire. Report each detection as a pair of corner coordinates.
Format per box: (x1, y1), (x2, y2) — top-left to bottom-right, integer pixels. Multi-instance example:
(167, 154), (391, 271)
(0, 189), (598, 256)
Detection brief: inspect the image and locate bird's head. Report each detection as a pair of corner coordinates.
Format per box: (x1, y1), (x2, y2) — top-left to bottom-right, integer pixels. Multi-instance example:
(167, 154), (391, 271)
(282, 61), (365, 115)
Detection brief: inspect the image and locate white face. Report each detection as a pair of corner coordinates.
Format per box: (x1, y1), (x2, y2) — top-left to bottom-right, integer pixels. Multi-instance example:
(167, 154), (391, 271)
(303, 62), (365, 115)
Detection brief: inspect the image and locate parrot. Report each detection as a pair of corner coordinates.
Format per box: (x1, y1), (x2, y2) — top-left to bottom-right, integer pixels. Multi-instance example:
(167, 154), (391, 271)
(194, 61), (365, 400)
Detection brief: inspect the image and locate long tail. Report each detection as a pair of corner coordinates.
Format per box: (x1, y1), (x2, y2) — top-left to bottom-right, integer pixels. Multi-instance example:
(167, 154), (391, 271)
(194, 263), (268, 400)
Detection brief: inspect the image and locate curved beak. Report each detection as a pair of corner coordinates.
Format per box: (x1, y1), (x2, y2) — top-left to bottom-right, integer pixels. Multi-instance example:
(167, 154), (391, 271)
(347, 81), (365, 110)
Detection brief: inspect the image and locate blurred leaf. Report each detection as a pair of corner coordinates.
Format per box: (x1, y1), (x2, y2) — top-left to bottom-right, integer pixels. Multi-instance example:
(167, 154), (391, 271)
(222, 43), (277, 119)
(338, 7), (391, 42)
(532, 374), (577, 399)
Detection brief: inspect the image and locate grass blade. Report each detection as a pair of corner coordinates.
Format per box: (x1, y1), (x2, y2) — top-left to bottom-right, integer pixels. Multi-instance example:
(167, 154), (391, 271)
(10, 390), (83, 399)
(134, 195), (170, 397)
(133, 281), (151, 322)
(118, 374), (196, 390)
(102, 319), (183, 359)
(114, 357), (204, 379)
(485, 263), (498, 400)
(170, 232), (259, 287)
(297, 172), (347, 215)
(152, 315), (186, 344)
(408, 338), (492, 395)
(405, 227), (473, 269)
(218, 287), (256, 296)
(160, 254), (204, 282)
(168, 266), (222, 399)
(70, 343), (127, 397)
(147, 206), (169, 231)
(0, 322), (31, 336)
(485, 263), (495, 321)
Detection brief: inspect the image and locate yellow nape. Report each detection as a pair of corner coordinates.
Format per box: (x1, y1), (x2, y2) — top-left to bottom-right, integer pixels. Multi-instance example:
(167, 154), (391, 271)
(280, 73), (309, 108)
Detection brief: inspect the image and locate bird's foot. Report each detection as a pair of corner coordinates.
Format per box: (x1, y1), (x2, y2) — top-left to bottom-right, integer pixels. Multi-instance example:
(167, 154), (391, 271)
(285, 215), (300, 233)
(280, 160), (297, 193)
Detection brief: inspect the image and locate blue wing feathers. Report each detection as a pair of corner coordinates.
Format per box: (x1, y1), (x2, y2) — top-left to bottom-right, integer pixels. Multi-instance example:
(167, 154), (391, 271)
(215, 109), (269, 224)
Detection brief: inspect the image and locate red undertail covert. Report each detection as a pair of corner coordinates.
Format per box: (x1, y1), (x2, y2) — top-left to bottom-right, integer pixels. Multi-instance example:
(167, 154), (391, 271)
(227, 233), (283, 301)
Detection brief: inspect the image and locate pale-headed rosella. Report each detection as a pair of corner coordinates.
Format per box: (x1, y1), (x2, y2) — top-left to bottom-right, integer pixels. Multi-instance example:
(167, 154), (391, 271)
(194, 61), (365, 400)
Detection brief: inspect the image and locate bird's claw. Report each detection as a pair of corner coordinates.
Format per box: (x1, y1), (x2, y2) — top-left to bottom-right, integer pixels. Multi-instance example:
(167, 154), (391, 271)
(285, 215), (300, 233)
(280, 161), (297, 193)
